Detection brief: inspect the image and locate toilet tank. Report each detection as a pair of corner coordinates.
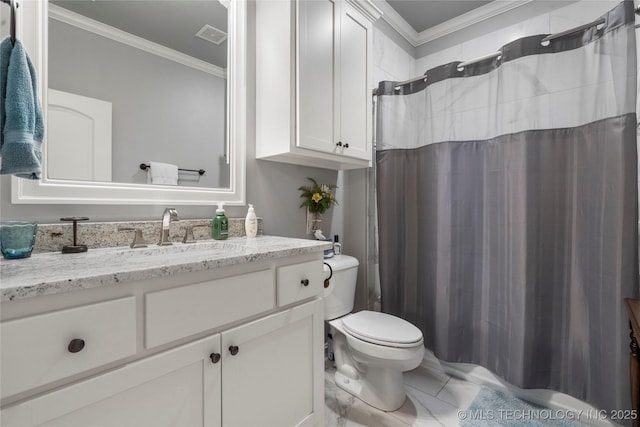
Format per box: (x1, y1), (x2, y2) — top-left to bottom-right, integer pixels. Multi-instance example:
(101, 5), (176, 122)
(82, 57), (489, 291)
(323, 255), (359, 320)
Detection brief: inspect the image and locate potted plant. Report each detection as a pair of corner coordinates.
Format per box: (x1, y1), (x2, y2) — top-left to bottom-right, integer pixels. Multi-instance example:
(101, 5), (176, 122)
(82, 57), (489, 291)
(298, 177), (338, 233)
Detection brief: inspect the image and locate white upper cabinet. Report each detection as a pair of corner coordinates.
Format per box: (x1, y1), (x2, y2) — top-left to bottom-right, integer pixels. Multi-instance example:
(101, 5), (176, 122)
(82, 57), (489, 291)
(256, 0), (379, 170)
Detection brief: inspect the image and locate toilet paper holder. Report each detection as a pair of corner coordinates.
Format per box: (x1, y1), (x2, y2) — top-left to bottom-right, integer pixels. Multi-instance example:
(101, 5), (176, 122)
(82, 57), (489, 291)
(323, 262), (333, 288)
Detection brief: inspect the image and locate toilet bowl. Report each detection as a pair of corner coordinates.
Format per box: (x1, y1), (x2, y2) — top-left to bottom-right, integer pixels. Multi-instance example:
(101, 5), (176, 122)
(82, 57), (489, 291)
(323, 255), (424, 412)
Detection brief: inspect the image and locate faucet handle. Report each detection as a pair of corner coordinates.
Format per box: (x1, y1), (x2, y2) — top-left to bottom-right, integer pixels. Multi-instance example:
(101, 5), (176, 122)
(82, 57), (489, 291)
(182, 224), (210, 244)
(118, 227), (147, 248)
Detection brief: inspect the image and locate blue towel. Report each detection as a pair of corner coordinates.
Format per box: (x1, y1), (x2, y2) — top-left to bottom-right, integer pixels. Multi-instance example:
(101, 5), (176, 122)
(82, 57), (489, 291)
(0, 37), (43, 179)
(0, 38), (10, 152)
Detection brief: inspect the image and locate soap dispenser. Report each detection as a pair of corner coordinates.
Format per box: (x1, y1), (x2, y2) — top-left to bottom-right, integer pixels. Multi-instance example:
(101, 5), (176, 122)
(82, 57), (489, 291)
(212, 203), (229, 240)
(245, 204), (257, 237)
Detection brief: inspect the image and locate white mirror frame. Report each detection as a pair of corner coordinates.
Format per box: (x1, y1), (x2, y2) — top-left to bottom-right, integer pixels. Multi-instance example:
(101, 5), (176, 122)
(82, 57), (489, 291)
(11, 0), (246, 205)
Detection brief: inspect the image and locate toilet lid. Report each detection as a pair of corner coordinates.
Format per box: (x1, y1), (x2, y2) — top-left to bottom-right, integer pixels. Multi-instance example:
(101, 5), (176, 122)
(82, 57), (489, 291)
(342, 311), (423, 347)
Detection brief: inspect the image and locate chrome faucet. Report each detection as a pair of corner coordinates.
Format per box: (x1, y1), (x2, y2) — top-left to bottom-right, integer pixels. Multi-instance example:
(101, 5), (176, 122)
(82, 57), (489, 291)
(158, 208), (179, 245)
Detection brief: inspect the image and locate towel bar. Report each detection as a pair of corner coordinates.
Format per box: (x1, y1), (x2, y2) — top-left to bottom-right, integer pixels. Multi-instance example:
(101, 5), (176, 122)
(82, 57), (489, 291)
(139, 163), (205, 176)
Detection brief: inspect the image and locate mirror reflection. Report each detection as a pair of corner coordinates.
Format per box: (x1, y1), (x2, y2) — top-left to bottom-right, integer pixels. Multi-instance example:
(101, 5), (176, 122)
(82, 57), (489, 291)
(47, 0), (229, 188)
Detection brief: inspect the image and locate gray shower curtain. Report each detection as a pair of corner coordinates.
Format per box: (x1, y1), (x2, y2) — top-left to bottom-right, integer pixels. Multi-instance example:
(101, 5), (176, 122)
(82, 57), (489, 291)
(376, 1), (638, 413)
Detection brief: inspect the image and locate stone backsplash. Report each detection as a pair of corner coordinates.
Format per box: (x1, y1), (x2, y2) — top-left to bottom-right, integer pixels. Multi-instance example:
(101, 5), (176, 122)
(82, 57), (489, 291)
(33, 218), (263, 254)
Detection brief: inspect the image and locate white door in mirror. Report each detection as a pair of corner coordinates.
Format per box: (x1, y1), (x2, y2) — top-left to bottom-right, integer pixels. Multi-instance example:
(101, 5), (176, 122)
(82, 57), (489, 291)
(47, 89), (112, 182)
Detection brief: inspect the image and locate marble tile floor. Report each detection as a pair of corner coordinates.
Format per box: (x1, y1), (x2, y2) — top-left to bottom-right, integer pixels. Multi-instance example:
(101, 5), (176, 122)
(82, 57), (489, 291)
(324, 356), (482, 427)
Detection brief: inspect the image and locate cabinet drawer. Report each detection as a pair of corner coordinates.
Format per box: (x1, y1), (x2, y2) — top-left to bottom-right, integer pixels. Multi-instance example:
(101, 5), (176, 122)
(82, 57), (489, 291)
(145, 269), (274, 348)
(0, 297), (136, 399)
(276, 261), (324, 306)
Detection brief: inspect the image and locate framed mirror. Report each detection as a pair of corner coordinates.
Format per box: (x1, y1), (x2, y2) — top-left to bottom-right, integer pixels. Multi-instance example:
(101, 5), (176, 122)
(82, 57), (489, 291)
(12, 0), (246, 205)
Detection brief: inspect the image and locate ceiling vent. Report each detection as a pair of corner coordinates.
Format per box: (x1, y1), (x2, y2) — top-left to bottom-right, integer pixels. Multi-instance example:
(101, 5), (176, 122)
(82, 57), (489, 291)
(196, 24), (227, 45)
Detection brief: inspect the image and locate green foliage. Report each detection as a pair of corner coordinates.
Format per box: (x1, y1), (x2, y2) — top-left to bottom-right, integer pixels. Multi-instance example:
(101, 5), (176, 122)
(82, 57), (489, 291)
(298, 177), (338, 214)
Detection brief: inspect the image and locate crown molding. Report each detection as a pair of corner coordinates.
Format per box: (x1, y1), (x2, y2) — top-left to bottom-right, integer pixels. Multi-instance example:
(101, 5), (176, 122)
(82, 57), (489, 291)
(48, 4), (227, 79)
(346, 0), (383, 23)
(378, 0), (536, 48)
(374, 1), (419, 45)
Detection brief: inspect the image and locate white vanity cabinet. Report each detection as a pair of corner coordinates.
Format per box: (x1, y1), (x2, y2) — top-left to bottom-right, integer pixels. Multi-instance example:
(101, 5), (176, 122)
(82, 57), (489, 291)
(256, 0), (379, 170)
(0, 252), (326, 427)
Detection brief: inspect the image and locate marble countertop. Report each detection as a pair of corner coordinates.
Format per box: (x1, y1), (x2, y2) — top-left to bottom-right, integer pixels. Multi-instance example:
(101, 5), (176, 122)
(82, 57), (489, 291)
(0, 236), (332, 302)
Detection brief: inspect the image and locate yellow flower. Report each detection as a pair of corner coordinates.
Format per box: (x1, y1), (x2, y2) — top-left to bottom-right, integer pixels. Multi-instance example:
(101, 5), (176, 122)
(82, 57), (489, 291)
(312, 193), (323, 203)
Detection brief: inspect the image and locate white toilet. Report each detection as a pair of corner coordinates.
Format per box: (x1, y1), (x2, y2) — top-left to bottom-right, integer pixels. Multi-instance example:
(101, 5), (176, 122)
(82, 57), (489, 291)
(323, 255), (424, 412)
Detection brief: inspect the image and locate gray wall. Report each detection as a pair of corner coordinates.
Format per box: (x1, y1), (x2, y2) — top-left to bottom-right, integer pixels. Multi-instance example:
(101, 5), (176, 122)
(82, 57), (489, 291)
(49, 19), (227, 188)
(0, 2), (342, 243)
(341, 169), (369, 311)
(373, 18), (414, 58)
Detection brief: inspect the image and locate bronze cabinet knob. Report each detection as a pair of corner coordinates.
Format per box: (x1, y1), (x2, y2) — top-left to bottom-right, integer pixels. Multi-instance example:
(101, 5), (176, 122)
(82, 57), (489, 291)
(301, 279), (310, 287)
(229, 345), (239, 356)
(209, 352), (221, 364)
(68, 338), (85, 353)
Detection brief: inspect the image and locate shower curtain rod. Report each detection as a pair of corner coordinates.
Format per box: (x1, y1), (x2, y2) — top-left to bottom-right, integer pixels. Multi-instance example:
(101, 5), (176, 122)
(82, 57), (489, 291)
(382, 6), (640, 93)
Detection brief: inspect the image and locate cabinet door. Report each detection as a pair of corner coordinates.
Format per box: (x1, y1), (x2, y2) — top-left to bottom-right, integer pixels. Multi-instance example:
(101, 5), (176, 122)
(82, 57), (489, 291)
(221, 299), (324, 427)
(297, 0), (339, 154)
(338, 2), (372, 161)
(1, 335), (222, 427)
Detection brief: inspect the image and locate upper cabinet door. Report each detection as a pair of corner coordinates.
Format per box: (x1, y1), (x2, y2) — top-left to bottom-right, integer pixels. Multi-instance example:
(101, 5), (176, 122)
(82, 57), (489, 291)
(338, 2), (372, 161)
(297, 0), (339, 154)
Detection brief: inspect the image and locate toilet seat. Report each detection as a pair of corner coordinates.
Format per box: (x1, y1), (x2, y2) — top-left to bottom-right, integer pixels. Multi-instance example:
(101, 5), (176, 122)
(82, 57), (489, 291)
(341, 311), (423, 348)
